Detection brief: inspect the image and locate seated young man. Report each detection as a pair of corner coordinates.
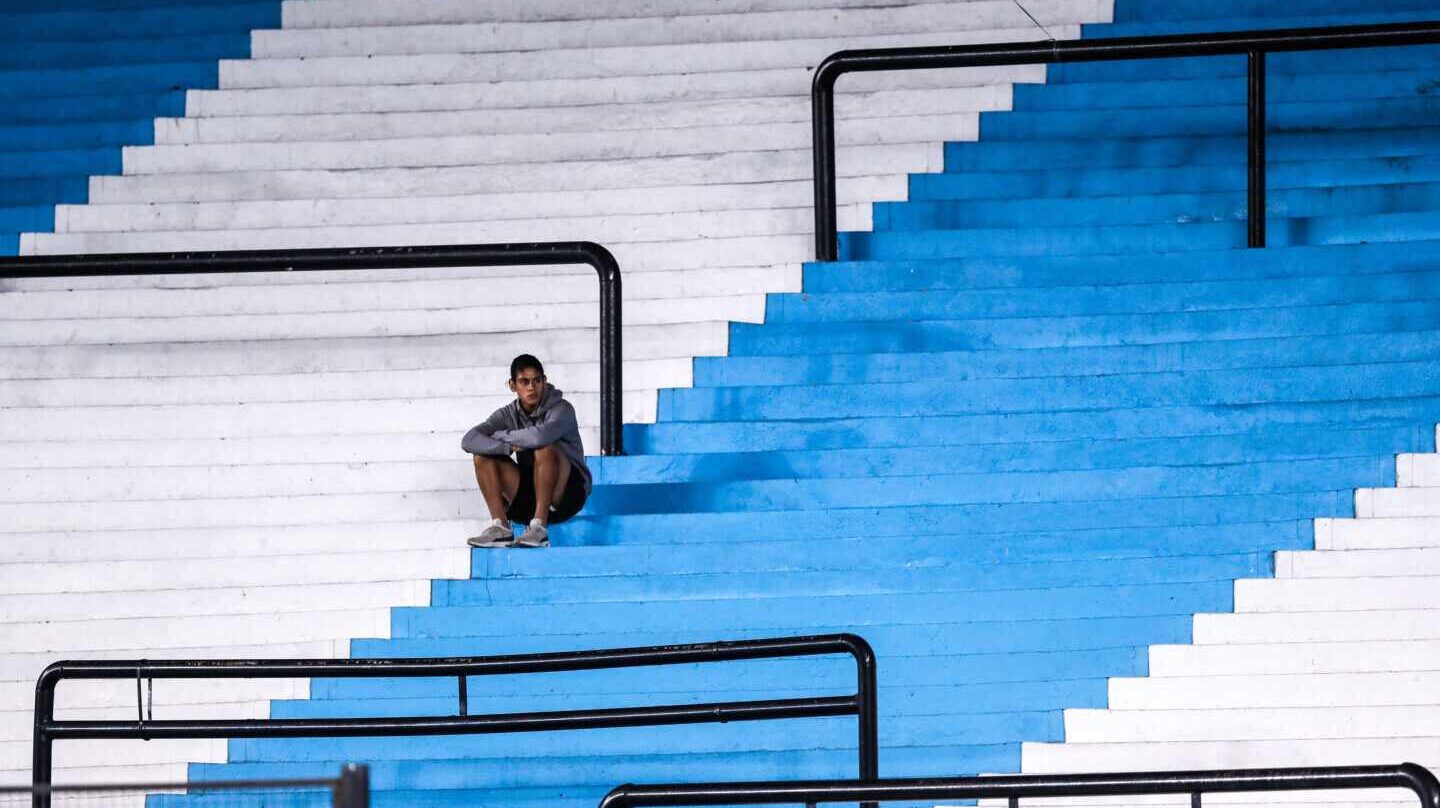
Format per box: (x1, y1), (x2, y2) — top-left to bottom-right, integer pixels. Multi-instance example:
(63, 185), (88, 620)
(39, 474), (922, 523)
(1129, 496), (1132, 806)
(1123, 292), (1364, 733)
(461, 354), (591, 548)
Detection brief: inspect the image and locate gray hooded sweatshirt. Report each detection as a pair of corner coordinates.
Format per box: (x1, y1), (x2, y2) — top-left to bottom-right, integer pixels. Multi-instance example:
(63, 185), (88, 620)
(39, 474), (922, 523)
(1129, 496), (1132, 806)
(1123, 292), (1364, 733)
(461, 386), (591, 494)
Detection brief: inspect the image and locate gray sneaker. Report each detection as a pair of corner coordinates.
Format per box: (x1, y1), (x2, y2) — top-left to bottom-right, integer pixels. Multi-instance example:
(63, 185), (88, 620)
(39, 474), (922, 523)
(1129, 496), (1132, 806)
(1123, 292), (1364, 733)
(467, 520), (514, 548)
(515, 522), (549, 548)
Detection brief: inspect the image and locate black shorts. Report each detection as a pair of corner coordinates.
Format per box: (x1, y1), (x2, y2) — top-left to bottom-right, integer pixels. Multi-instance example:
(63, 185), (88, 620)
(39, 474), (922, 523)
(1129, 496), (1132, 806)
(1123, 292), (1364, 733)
(505, 449), (589, 524)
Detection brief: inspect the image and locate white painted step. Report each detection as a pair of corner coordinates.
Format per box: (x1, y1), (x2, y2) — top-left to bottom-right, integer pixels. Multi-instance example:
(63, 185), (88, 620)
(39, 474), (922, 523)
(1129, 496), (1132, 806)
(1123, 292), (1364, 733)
(0, 360), (689, 409)
(0, 324), (727, 379)
(0, 548), (468, 596)
(0, 489), (503, 533)
(27, 227), (823, 273)
(186, 65), (1044, 117)
(1234, 576), (1440, 613)
(1193, 609), (1440, 644)
(1314, 516), (1440, 551)
(0, 433), (502, 470)
(0, 391), (653, 441)
(217, 26), (1080, 89)
(0, 679), (304, 717)
(56, 180), (900, 235)
(1276, 547), (1440, 578)
(1397, 453), (1440, 487)
(1149, 639), (1440, 676)
(1356, 488), (1440, 518)
(0, 611), (383, 657)
(0, 291), (763, 346)
(0, 580), (431, 624)
(1023, 736), (1440, 773)
(1107, 671), (1440, 710)
(3, 459), (491, 504)
(79, 143), (938, 206)
(260, 1), (1102, 58)
(0, 737), (227, 773)
(157, 87), (1005, 145)
(0, 701), (272, 743)
(2, 266), (796, 317)
(1064, 705), (1440, 743)
(0, 763), (184, 786)
(280, 0), (1028, 28)
(120, 116), (971, 175)
(0, 520), (472, 565)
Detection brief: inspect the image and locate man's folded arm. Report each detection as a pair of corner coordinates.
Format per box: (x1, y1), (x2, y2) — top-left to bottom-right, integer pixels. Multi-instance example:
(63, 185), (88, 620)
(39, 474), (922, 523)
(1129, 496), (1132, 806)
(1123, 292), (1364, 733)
(493, 401), (578, 449)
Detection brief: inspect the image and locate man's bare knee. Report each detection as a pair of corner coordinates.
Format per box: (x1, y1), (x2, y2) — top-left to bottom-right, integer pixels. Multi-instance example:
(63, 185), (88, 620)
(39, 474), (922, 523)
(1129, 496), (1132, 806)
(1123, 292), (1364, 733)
(533, 445), (559, 463)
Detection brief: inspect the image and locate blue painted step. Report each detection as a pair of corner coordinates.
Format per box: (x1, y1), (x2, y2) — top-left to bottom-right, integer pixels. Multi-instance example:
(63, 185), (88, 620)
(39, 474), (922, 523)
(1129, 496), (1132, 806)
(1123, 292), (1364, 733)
(330, 645), (1150, 700)
(660, 360), (1440, 421)
(189, 743), (1025, 789)
(801, 243), (1440, 292)
(695, 333), (1440, 388)
(228, 712), (1052, 761)
(0, 61), (222, 99)
(841, 213), (1440, 260)
(0, 120), (152, 151)
(981, 97), (1440, 141)
(0, 90), (187, 124)
(909, 155), (1440, 202)
(476, 521), (1308, 580)
(626, 395), (1440, 455)
(1015, 69), (1440, 109)
(1050, 47), (1440, 83)
(1115, 0), (1440, 22)
(0, 32), (254, 69)
(0, 2), (277, 42)
(431, 553), (1268, 606)
(768, 271), (1440, 323)
(558, 489), (1346, 546)
(0, 147), (120, 179)
(0, 177), (87, 207)
(942, 128), (1440, 172)
(877, 182), (1440, 230)
(594, 426), (1424, 485)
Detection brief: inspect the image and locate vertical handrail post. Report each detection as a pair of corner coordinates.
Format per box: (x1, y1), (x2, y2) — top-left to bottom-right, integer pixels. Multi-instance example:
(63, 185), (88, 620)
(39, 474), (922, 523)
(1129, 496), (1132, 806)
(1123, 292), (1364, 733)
(843, 634), (880, 808)
(32, 666), (60, 808)
(333, 764), (370, 808)
(1247, 49), (1267, 247)
(585, 243), (625, 455)
(812, 65), (840, 262)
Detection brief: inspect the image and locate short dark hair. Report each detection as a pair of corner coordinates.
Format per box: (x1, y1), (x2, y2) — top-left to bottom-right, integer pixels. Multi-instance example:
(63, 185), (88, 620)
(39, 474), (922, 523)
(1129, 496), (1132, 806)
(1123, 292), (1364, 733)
(510, 354), (544, 379)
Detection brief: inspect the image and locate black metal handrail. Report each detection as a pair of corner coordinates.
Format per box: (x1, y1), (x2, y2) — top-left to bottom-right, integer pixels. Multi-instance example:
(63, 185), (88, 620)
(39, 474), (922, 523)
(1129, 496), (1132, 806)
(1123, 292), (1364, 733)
(32, 634), (878, 808)
(811, 20), (1440, 261)
(601, 763), (1440, 808)
(0, 242), (625, 455)
(4, 765), (369, 808)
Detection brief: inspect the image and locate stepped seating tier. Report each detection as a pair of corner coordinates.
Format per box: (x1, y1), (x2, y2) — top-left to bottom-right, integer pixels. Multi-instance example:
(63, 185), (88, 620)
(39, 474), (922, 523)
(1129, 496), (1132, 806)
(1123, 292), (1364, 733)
(7, 0), (1440, 803)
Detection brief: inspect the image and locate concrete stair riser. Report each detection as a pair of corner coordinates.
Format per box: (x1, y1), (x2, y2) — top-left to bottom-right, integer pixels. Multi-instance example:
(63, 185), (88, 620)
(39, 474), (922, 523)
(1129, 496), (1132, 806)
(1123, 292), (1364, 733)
(1193, 608), (1440, 644)
(659, 361), (1440, 422)
(697, 332), (1440, 387)
(629, 399), (1440, 454)
(769, 270), (1440, 323)
(1061, 705), (1440, 743)
(75, 142), (940, 206)
(1107, 671), (1440, 709)
(0, 325), (727, 380)
(215, 25), (1082, 89)
(155, 87), (1003, 145)
(54, 179), (903, 234)
(729, 300), (1440, 355)
(185, 66), (1044, 118)
(251, 1), (1105, 59)
(875, 182), (1440, 231)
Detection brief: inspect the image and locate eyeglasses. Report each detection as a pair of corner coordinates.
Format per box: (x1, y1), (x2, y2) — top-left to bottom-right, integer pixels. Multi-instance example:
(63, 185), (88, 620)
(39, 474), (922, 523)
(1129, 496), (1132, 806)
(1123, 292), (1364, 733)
(513, 375), (546, 388)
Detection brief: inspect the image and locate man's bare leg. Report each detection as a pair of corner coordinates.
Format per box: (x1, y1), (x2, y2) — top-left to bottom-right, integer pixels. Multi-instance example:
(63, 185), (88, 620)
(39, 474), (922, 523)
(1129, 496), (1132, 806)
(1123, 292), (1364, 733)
(473, 454), (520, 521)
(529, 445), (572, 526)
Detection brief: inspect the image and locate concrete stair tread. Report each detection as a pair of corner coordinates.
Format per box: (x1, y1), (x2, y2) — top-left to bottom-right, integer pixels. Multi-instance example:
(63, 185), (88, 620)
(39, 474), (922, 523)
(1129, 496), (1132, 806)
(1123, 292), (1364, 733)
(250, 0), (1102, 60)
